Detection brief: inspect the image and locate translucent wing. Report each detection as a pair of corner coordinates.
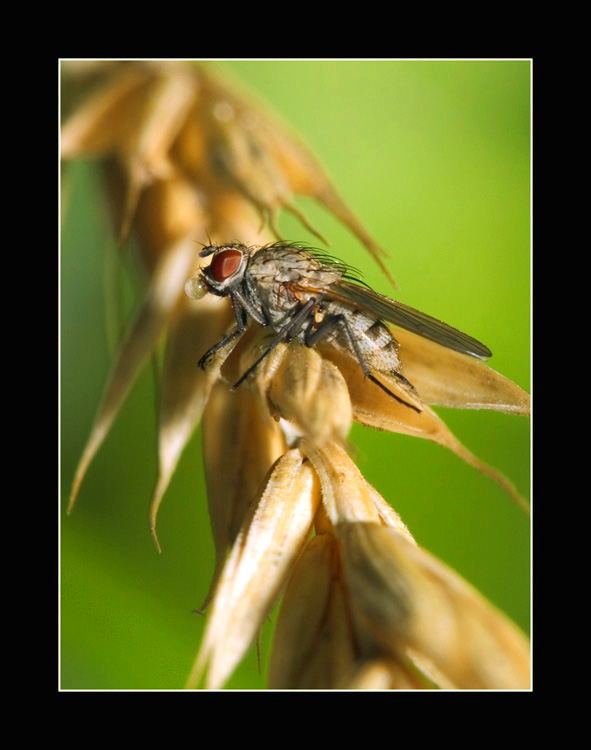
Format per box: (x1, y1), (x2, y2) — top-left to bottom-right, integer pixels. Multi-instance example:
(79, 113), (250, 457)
(332, 280), (492, 360)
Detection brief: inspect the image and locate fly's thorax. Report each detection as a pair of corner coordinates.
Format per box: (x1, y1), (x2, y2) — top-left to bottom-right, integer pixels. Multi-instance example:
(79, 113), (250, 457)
(244, 273), (301, 328)
(321, 301), (402, 374)
(249, 247), (342, 288)
(249, 244), (339, 278)
(247, 246), (342, 328)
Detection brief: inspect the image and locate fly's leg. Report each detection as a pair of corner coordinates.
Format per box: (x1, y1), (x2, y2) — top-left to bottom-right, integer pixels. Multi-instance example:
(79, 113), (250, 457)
(198, 294), (248, 370)
(305, 314), (421, 414)
(388, 369), (418, 393)
(232, 299), (316, 390)
(233, 288), (269, 327)
(198, 326), (245, 370)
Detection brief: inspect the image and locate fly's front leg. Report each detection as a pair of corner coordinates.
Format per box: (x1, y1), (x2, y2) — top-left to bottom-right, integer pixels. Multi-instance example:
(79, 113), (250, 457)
(198, 326), (245, 370)
(198, 293), (247, 370)
(305, 313), (421, 414)
(233, 288), (269, 326)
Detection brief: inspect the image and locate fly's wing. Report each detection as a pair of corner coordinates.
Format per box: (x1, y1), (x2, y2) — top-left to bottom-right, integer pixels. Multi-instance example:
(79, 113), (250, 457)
(333, 280), (492, 360)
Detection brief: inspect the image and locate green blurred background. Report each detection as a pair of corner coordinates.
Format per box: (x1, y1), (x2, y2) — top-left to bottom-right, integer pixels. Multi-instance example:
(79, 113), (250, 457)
(60, 60), (531, 690)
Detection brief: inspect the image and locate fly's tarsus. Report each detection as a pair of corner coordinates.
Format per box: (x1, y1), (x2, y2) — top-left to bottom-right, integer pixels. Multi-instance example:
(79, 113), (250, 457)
(198, 325), (245, 370)
(364, 372), (422, 413)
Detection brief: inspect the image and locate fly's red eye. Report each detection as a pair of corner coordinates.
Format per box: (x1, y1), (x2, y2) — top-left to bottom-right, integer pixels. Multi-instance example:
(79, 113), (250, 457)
(211, 249), (242, 282)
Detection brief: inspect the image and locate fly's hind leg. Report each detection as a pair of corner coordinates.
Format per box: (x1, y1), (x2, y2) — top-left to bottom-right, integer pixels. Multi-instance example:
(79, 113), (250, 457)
(305, 314), (421, 414)
(388, 368), (418, 394)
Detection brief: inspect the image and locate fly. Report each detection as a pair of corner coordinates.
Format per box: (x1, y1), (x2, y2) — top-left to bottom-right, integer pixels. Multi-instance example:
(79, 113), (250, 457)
(186, 242), (492, 414)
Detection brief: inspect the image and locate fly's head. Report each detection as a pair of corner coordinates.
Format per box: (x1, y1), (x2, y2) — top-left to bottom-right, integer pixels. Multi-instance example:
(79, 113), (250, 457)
(199, 243), (251, 297)
(185, 243), (251, 301)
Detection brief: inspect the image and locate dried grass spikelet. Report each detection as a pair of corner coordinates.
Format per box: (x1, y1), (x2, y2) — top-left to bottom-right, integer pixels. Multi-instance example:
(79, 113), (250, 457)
(195, 435), (529, 690)
(267, 533), (426, 690)
(62, 61), (529, 690)
(186, 448), (321, 690)
(284, 441), (530, 690)
(393, 330), (531, 414)
(320, 342), (530, 513)
(268, 344), (353, 445)
(199, 381), (287, 610)
(340, 522), (530, 689)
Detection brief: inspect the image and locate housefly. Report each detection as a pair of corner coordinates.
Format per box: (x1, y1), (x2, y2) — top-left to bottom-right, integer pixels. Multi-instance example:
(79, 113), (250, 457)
(186, 242), (492, 412)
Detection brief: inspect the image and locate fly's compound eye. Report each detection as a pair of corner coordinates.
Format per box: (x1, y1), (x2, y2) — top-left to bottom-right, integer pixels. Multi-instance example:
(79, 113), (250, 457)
(211, 249), (243, 282)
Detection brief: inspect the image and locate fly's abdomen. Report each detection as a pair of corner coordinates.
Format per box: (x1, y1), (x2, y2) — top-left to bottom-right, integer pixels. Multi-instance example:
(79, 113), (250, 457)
(324, 304), (402, 375)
